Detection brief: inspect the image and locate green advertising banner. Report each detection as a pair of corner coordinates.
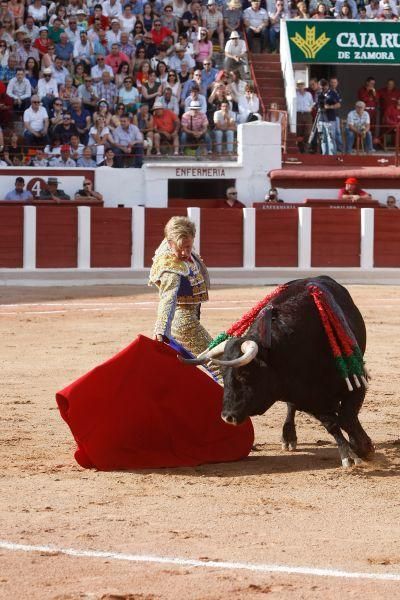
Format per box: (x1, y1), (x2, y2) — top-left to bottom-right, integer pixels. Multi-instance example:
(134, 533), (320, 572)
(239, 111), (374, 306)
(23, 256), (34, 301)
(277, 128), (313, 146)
(287, 20), (400, 64)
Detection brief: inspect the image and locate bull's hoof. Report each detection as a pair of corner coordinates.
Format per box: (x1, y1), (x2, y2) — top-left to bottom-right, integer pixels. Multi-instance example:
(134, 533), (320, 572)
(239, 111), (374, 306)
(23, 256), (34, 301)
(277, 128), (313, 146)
(341, 449), (363, 468)
(281, 441), (297, 452)
(342, 458), (352, 468)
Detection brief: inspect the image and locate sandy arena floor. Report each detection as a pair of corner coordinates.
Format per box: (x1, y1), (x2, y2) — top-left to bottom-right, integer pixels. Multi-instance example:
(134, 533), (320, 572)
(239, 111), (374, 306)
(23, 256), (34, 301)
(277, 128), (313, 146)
(1, 283), (400, 600)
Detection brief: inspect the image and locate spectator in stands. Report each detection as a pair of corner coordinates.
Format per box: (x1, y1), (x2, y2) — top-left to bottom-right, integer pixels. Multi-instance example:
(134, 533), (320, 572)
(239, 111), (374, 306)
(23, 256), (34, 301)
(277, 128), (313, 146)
(223, 0), (243, 38)
(203, 0), (224, 51)
(194, 28), (213, 70)
(159, 86), (179, 114)
(329, 76), (343, 153)
(296, 79), (314, 153)
(51, 56), (69, 87)
(53, 112), (79, 144)
(263, 187), (283, 204)
(238, 83), (260, 122)
(73, 31), (94, 66)
(96, 70), (117, 108)
(152, 98), (180, 155)
(6, 67), (32, 111)
(4, 177), (33, 202)
(244, 0), (269, 54)
(77, 146), (98, 167)
(23, 95), (49, 147)
(55, 32), (74, 64)
(49, 97), (64, 131)
(21, 17), (39, 42)
(25, 57), (39, 92)
(69, 133), (84, 160)
(224, 31), (246, 73)
(28, 147), (48, 166)
(118, 75), (140, 112)
(268, 1), (289, 53)
(49, 143), (77, 166)
(110, 112), (144, 167)
(213, 100), (236, 155)
(382, 96), (400, 140)
(224, 186), (245, 207)
(70, 96), (92, 144)
(88, 114), (113, 163)
(91, 54), (113, 83)
(345, 100), (373, 154)
(37, 66), (59, 110)
(227, 70), (246, 110)
(39, 176), (71, 201)
(75, 178), (103, 201)
(379, 78), (400, 128)
(98, 146), (118, 166)
(386, 195), (398, 209)
(294, 1), (310, 18)
(184, 84), (207, 113)
(136, 102), (154, 156)
(358, 76), (379, 140)
(337, 177), (372, 203)
(28, 0), (47, 25)
(141, 69), (162, 109)
(78, 74), (100, 113)
(316, 78), (340, 155)
(4, 132), (23, 165)
(181, 99), (212, 154)
(17, 34), (40, 68)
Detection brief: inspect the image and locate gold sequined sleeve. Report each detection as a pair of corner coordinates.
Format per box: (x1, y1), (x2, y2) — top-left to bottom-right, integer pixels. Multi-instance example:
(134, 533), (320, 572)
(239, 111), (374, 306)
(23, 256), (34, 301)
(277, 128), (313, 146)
(154, 272), (181, 339)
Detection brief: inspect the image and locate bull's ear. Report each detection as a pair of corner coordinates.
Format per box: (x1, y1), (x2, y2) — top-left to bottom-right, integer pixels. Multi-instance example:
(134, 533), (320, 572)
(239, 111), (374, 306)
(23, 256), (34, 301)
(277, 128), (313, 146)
(257, 307), (273, 349)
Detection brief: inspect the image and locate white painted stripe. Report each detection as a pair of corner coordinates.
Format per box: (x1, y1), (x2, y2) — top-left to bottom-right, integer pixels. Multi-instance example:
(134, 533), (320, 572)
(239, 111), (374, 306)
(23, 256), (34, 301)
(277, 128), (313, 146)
(0, 299), (252, 308)
(0, 306), (252, 316)
(0, 540), (399, 582)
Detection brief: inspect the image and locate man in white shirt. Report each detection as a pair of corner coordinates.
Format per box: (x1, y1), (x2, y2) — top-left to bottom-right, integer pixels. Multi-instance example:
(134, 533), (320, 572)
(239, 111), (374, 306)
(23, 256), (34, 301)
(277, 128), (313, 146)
(73, 30), (94, 65)
(184, 86), (207, 114)
(159, 87), (179, 115)
(168, 46), (195, 72)
(106, 19), (122, 49)
(296, 79), (314, 153)
(345, 101), (373, 154)
(65, 17), (80, 45)
(243, 0), (269, 53)
(37, 67), (59, 111)
(102, 0), (123, 19)
(51, 56), (69, 87)
(91, 55), (114, 83)
(23, 95), (49, 147)
(6, 68), (32, 111)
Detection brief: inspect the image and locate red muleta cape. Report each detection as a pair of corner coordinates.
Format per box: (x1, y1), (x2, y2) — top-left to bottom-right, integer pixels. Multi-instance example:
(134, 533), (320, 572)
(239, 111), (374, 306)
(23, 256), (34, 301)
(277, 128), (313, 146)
(56, 335), (254, 470)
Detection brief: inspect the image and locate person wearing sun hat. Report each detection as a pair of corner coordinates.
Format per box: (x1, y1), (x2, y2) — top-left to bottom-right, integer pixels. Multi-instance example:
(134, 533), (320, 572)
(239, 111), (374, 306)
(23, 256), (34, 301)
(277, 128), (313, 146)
(39, 176), (71, 201)
(224, 29), (247, 72)
(338, 177), (372, 203)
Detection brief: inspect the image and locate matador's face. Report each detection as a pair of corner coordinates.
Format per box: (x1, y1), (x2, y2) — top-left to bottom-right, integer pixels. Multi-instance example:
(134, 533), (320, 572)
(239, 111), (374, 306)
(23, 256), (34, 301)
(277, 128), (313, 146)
(168, 237), (194, 261)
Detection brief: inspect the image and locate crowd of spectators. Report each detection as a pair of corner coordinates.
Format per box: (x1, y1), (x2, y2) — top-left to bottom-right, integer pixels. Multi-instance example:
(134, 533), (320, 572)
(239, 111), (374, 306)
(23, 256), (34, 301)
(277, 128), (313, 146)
(0, 0), (287, 167)
(296, 75), (400, 155)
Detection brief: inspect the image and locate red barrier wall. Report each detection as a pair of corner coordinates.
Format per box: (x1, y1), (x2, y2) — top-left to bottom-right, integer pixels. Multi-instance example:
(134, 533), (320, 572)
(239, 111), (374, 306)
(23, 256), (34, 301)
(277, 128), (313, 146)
(91, 208), (132, 268)
(200, 209), (243, 267)
(255, 209), (298, 267)
(374, 210), (400, 267)
(311, 209), (360, 267)
(0, 206), (23, 268)
(36, 207), (77, 268)
(144, 208), (186, 267)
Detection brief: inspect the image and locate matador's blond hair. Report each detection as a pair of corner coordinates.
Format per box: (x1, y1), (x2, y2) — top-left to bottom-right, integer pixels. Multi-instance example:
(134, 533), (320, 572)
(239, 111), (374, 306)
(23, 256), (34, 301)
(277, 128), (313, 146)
(164, 216), (196, 246)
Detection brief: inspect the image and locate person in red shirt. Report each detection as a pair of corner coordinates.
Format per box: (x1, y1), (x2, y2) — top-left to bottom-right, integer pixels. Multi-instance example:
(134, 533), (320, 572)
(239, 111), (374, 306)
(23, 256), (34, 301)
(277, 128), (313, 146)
(152, 99), (180, 156)
(383, 97), (400, 137)
(0, 79), (13, 124)
(379, 78), (400, 115)
(338, 177), (372, 203)
(225, 186), (245, 208)
(151, 19), (173, 46)
(88, 4), (110, 30)
(358, 77), (379, 139)
(105, 43), (130, 74)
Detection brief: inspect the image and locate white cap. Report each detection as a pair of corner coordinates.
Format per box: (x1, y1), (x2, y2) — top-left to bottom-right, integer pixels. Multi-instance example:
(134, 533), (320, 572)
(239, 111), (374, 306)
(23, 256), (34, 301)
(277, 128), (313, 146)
(230, 31), (240, 39)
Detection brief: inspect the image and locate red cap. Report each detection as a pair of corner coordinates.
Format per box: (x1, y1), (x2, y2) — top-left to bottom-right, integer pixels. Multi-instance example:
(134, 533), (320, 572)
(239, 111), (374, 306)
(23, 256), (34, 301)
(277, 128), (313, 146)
(61, 144), (70, 152)
(345, 177), (358, 185)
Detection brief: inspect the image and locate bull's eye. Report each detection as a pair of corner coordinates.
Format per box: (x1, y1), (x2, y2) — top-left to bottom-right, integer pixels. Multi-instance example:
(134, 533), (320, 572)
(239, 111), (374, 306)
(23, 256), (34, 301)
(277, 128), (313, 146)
(235, 371), (248, 383)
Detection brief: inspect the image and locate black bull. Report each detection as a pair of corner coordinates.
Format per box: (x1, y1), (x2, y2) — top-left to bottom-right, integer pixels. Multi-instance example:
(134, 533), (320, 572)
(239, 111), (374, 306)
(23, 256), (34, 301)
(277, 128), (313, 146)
(182, 276), (374, 468)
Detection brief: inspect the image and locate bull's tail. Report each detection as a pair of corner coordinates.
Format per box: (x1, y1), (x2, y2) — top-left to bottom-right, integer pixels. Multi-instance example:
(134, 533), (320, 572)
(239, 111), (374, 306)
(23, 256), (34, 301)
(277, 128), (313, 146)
(307, 283), (369, 392)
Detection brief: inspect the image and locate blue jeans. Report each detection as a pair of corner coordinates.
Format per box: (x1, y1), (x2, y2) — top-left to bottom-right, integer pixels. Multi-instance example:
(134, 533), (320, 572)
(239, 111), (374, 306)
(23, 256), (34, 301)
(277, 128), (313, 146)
(246, 26), (269, 52)
(345, 128), (373, 153)
(180, 131), (212, 153)
(112, 144), (143, 168)
(334, 117), (343, 153)
(214, 129), (234, 154)
(319, 121), (337, 155)
(269, 28), (280, 51)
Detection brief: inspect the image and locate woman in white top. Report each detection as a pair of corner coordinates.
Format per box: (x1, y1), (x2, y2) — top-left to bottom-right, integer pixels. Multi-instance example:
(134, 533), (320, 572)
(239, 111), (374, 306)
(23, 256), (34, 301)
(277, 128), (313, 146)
(88, 115), (114, 164)
(28, 0), (47, 24)
(224, 31), (247, 73)
(120, 4), (136, 33)
(165, 69), (181, 99)
(238, 84), (261, 123)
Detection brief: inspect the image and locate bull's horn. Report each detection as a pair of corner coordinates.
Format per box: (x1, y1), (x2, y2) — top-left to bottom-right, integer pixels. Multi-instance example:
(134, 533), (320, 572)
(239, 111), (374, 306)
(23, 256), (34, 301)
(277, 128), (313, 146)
(178, 339), (228, 365)
(210, 340), (259, 367)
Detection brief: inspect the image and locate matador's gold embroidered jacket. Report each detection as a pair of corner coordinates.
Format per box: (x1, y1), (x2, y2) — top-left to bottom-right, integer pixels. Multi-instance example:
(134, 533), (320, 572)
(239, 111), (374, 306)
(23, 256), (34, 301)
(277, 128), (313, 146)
(149, 239), (210, 339)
